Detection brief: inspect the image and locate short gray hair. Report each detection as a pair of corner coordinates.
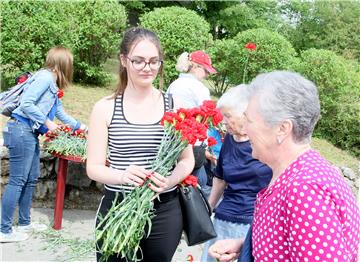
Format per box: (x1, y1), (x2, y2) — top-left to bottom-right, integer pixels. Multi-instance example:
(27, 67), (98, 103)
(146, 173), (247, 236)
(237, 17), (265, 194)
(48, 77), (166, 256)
(249, 71), (320, 143)
(217, 84), (251, 115)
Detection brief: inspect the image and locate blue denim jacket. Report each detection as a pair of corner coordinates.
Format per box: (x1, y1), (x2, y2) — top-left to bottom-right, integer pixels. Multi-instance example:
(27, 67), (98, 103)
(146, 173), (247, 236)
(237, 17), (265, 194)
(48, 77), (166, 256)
(12, 69), (80, 131)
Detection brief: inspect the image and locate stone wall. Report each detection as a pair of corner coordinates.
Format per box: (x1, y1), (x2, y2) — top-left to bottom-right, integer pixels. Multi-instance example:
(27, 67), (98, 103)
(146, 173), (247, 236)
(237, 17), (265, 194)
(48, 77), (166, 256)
(0, 146), (359, 210)
(0, 146), (103, 210)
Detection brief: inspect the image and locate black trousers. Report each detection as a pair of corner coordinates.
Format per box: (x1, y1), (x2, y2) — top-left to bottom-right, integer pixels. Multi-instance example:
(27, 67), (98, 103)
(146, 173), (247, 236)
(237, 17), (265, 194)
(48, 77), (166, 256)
(96, 189), (183, 262)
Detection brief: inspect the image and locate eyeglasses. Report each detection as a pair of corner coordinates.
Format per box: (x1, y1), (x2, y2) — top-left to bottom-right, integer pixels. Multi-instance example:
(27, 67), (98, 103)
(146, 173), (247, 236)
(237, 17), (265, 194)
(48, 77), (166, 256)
(126, 56), (163, 71)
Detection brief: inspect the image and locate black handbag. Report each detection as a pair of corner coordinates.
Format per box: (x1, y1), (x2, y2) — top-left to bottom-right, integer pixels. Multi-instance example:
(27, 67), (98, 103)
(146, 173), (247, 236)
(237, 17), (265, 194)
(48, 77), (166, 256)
(179, 185), (217, 246)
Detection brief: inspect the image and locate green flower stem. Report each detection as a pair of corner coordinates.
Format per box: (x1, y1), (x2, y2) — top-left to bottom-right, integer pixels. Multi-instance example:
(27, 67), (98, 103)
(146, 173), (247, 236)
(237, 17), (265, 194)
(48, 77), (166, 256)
(243, 54), (250, 83)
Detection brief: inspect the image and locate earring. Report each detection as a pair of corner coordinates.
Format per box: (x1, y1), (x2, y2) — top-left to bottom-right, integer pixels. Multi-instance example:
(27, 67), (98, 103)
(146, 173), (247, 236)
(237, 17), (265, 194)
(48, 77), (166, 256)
(276, 137), (282, 144)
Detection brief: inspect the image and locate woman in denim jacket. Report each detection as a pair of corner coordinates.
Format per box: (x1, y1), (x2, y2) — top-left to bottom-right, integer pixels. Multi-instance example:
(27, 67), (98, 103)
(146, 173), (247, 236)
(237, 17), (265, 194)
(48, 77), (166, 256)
(1, 46), (85, 243)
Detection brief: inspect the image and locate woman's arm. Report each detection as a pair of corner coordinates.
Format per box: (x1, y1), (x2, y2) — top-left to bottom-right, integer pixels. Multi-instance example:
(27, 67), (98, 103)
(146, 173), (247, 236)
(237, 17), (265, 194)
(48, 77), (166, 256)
(55, 100), (81, 130)
(168, 144), (195, 186)
(208, 177), (226, 210)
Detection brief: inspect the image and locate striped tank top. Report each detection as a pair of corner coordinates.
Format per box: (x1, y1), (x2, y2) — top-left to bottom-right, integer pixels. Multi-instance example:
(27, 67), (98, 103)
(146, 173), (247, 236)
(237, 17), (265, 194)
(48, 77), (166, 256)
(105, 92), (173, 192)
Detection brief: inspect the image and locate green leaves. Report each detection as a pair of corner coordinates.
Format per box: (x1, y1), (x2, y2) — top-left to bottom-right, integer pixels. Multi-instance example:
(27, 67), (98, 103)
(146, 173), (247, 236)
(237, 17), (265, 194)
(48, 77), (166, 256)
(294, 49), (360, 157)
(1, 0), (127, 89)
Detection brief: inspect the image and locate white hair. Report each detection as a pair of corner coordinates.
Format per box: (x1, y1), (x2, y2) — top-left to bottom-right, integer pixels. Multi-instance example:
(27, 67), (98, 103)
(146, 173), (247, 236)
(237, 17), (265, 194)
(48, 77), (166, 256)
(249, 71), (320, 143)
(175, 52), (192, 72)
(217, 84), (251, 115)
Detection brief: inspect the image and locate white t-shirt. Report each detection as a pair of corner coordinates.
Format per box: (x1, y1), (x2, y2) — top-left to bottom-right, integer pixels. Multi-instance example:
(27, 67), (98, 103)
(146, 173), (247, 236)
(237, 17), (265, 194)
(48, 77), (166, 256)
(166, 73), (211, 109)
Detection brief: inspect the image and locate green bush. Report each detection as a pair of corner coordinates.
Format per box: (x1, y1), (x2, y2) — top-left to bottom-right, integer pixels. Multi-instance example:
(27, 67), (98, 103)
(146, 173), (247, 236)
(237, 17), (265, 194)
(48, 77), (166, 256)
(140, 6), (212, 88)
(0, 0), (126, 89)
(294, 49), (360, 156)
(207, 28), (297, 96)
(1, 1), (71, 89)
(72, 1), (127, 86)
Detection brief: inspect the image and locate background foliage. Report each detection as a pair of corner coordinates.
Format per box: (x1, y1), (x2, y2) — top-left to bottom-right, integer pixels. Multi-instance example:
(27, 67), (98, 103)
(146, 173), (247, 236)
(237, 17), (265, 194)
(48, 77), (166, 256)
(294, 49), (360, 156)
(1, 0), (359, 156)
(140, 6), (212, 88)
(0, 0), (126, 89)
(208, 29), (297, 96)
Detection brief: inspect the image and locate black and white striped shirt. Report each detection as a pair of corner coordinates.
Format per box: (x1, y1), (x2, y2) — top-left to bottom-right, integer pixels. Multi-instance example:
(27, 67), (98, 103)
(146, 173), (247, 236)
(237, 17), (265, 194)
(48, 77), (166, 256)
(105, 92), (172, 192)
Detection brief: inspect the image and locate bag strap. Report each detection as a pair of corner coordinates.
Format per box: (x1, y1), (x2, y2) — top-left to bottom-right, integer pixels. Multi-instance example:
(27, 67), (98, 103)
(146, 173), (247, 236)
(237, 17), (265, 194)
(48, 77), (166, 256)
(197, 185), (212, 216)
(168, 93), (174, 111)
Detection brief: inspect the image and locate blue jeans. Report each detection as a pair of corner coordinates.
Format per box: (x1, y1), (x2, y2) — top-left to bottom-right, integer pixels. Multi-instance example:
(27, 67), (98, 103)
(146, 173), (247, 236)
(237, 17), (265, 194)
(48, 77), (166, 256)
(200, 218), (250, 262)
(1, 120), (40, 233)
(193, 166), (207, 188)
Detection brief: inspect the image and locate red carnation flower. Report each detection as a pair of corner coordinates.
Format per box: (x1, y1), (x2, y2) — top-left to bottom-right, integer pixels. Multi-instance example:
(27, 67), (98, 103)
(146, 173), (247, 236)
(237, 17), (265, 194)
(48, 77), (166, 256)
(245, 42), (257, 51)
(182, 175), (198, 187)
(207, 137), (217, 147)
(57, 89), (64, 99)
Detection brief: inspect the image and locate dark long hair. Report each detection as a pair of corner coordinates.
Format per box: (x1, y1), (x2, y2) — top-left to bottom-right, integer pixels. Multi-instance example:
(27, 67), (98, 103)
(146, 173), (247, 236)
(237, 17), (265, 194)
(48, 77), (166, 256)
(114, 27), (164, 97)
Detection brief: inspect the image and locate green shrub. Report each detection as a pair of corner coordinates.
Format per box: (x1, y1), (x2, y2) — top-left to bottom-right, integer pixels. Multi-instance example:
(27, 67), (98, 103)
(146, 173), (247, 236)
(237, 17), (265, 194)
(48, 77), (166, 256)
(72, 1), (127, 86)
(294, 49), (360, 156)
(208, 28), (297, 96)
(0, 0), (126, 89)
(0, 1), (72, 89)
(140, 6), (212, 88)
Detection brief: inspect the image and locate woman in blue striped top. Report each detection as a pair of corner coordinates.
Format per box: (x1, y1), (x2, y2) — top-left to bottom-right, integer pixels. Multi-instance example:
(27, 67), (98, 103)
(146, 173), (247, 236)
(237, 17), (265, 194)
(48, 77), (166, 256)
(86, 27), (194, 262)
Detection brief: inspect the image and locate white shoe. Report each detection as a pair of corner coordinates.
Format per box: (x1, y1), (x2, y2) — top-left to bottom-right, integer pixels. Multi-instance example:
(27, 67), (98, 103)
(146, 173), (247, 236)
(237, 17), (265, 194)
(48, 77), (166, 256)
(16, 222), (48, 233)
(0, 231), (29, 243)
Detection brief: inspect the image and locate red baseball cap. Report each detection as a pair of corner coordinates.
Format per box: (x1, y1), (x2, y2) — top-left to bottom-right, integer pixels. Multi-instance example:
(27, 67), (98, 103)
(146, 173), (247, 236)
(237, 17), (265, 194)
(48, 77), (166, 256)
(189, 50), (217, 74)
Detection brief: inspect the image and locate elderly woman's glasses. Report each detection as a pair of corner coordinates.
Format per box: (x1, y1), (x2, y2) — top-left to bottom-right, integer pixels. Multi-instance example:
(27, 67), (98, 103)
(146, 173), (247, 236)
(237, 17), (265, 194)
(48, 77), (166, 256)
(126, 56), (163, 71)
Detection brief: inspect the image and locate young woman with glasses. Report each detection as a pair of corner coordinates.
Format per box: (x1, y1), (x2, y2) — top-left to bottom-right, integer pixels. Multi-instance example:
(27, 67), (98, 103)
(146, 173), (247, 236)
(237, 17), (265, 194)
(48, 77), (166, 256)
(86, 27), (194, 262)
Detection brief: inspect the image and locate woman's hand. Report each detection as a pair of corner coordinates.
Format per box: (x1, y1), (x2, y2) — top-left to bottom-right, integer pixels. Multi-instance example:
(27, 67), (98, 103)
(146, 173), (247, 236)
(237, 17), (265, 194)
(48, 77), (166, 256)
(208, 238), (244, 262)
(45, 119), (58, 131)
(205, 150), (217, 165)
(120, 165), (149, 187)
(147, 171), (171, 193)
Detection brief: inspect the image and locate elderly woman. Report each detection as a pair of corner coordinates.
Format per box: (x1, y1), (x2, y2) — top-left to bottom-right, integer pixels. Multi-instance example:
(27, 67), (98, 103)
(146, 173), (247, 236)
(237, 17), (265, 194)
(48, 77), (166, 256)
(208, 71), (360, 262)
(201, 85), (272, 262)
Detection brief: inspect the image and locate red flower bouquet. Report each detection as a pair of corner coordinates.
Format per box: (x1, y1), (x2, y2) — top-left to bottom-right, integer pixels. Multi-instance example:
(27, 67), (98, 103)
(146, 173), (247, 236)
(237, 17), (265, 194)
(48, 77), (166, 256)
(96, 100), (223, 261)
(43, 125), (87, 160)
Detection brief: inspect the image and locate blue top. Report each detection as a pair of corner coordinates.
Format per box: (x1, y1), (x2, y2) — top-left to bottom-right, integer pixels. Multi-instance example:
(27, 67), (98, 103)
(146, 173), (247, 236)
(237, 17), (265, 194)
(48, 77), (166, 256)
(214, 134), (272, 224)
(207, 128), (223, 158)
(12, 69), (80, 132)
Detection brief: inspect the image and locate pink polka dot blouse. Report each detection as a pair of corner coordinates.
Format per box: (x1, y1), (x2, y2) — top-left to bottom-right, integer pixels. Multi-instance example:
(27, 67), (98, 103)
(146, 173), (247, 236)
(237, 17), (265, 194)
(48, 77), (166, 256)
(252, 150), (360, 261)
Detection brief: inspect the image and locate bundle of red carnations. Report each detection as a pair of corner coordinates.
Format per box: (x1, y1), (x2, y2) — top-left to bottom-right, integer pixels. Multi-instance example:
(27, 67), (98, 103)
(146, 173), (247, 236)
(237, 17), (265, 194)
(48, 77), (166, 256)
(96, 100), (223, 261)
(43, 125), (87, 160)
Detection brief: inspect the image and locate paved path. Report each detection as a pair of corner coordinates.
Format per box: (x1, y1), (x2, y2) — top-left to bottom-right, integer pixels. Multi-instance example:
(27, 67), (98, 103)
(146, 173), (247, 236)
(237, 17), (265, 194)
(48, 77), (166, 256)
(0, 208), (204, 262)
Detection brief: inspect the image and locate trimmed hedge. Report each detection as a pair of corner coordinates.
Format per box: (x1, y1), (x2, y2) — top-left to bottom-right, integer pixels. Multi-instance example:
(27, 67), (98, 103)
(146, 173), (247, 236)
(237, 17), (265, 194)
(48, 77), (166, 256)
(140, 6), (212, 88)
(295, 49), (360, 156)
